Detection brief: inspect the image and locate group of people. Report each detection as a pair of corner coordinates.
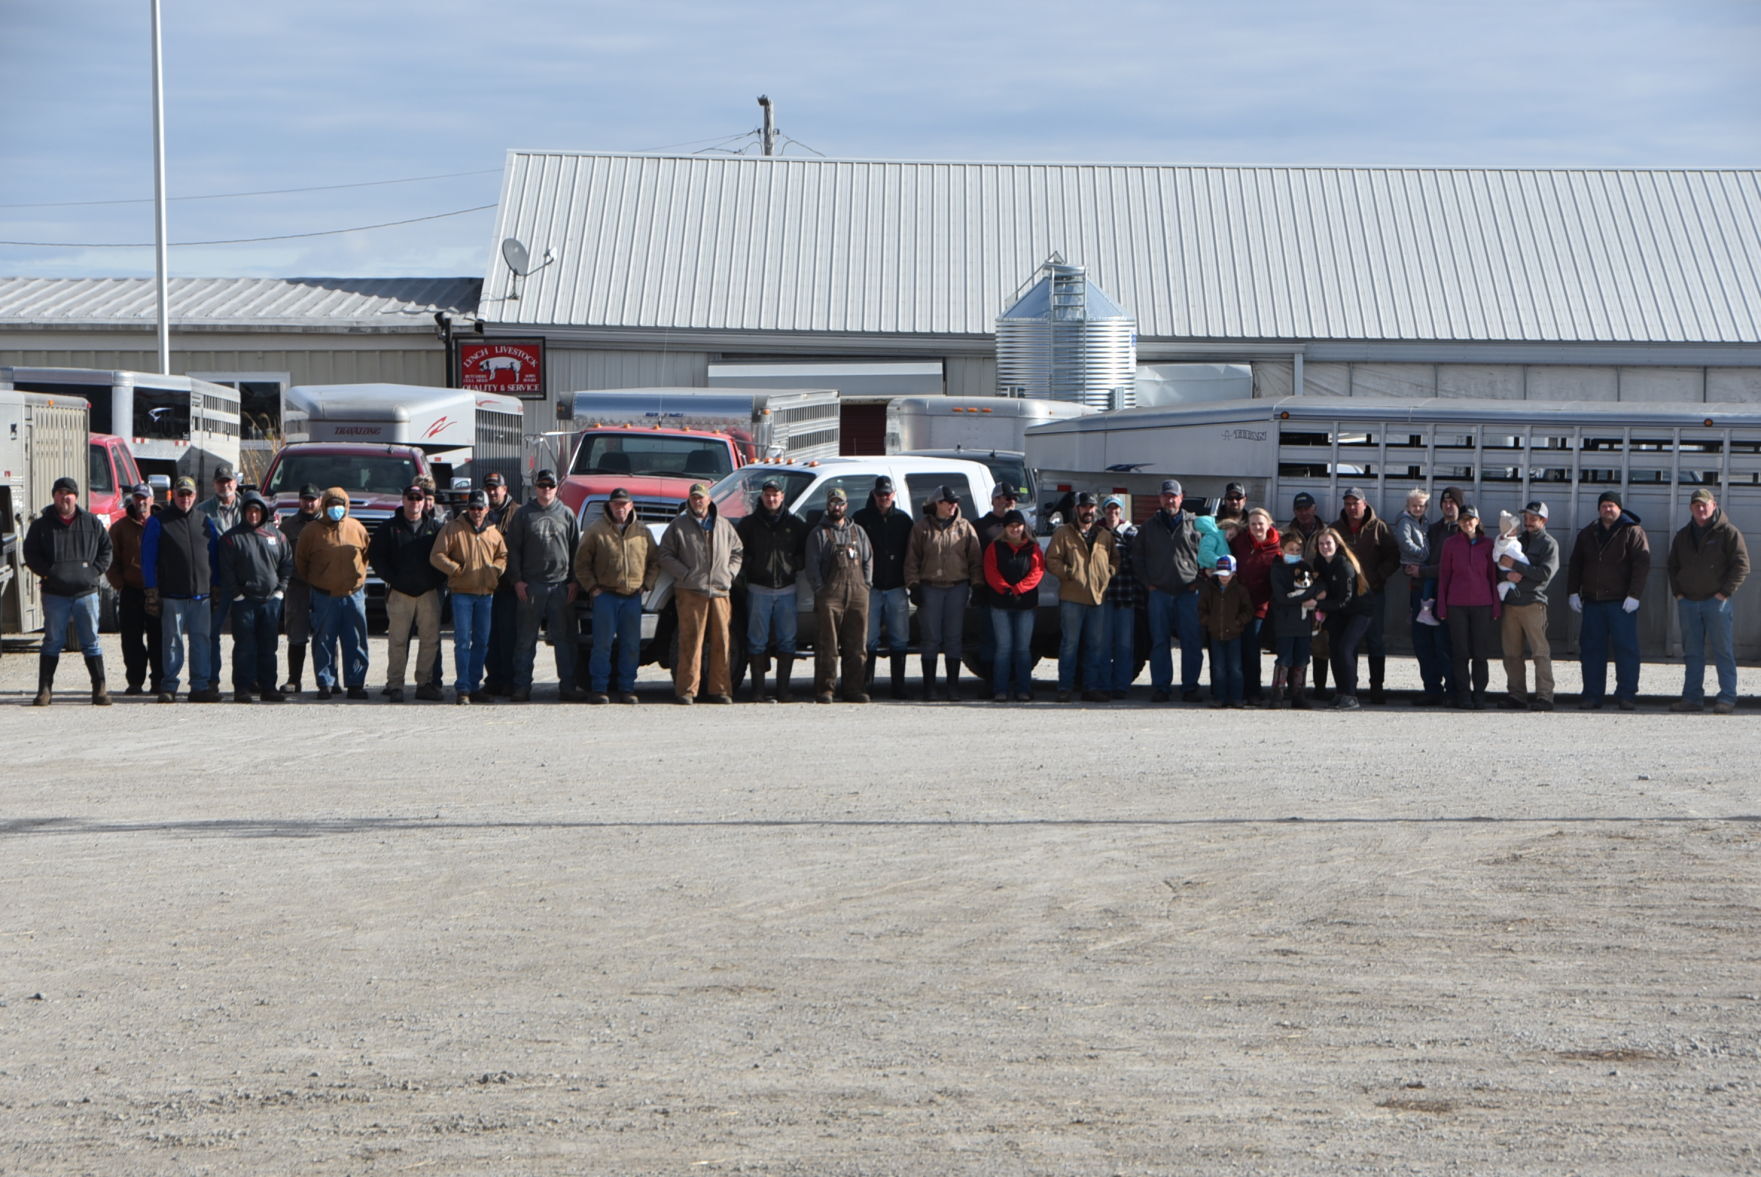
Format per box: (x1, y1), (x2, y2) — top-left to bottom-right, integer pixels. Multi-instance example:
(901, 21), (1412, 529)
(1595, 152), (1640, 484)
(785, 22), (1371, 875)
(21, 462), (1751, 713)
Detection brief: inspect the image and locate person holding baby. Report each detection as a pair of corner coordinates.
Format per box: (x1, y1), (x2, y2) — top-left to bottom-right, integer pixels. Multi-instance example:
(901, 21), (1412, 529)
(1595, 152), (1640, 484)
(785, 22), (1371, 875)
(1498, 501), (1560, 710)
(1436, 504), (1502, 710)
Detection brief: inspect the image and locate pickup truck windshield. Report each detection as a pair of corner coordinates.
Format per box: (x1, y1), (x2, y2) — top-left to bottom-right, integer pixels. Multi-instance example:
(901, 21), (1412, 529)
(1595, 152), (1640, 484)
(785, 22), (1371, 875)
(267, 454), (419, 496)
(710, 468), (816, 520)
(571, 434), (735, 481)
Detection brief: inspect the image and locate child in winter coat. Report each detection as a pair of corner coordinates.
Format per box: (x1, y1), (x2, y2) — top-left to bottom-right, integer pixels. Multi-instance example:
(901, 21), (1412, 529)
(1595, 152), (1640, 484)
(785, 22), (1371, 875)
(1196, 513), (1230, 571)
(1397, 488), (1436, 624)
(1198, 554), (1255, 707)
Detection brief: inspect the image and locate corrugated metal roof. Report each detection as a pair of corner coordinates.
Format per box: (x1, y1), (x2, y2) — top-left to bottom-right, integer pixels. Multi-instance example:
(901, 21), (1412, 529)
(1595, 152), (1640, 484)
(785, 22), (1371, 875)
(483, 153), (1761, 345)
(0, 276), (481, 328)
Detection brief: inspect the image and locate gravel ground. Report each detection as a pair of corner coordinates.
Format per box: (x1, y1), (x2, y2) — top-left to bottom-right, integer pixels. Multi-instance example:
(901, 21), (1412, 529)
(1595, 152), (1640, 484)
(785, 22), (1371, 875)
(2, 633), (1757, 1175)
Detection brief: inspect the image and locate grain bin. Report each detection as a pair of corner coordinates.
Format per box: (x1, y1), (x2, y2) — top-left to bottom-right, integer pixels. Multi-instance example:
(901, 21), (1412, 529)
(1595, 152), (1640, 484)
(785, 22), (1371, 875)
(995, 258), (1136, 410)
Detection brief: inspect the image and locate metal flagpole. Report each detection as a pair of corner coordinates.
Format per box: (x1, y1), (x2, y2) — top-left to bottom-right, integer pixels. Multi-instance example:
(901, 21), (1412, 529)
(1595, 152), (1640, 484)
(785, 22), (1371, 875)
(150, 0), (170, 374)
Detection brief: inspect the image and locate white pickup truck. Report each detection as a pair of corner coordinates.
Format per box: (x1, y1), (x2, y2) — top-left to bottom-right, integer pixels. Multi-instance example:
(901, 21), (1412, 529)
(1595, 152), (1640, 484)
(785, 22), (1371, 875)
(571, 455), (1002, 681)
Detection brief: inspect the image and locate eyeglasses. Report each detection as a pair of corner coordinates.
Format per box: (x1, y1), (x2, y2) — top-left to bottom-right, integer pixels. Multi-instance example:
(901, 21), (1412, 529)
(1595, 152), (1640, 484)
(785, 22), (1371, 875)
(404, 492), (424, 501)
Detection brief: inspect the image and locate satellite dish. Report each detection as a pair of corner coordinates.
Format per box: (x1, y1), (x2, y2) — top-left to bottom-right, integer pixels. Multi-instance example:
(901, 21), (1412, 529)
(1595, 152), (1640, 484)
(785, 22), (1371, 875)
(502, 237), (532, 277)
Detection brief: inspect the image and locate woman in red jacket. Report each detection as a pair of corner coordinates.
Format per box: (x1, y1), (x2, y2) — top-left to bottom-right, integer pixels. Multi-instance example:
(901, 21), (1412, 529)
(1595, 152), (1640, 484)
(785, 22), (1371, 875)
(1436, 505), (1502, 710)
(1230, 507), (1283, 704)
(984, 510), (1045, 702)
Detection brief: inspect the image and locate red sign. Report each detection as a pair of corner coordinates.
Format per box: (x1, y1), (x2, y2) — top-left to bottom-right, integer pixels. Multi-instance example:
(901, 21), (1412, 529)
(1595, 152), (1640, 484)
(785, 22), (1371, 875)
(459, 339), (544, 398)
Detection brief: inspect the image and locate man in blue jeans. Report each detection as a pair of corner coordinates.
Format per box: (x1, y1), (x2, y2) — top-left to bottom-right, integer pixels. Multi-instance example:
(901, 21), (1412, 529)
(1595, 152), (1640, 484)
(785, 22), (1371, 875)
(1567, 491), (1650, 711)
(1046, 491), (1114, 702)
(1667, 488), (1749, 715)
(216, 492), (292, 703)
(854, 476), (914, 700)
(22, 475), (114, 706)
(1099, 496), (1140, 698)
(575, 488), (659, 704)
(1131, 479), (1204, 702)
(142, 476), (224, 703)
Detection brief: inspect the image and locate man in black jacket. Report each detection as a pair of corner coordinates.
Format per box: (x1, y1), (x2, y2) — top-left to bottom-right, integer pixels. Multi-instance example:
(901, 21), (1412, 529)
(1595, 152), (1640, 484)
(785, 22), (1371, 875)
(23, 475), (114, 706)
(217, 492), (293, 703)
(369, 484), (448, 702)
(854, 476), (915, 699)
(736, 477), (808, 702)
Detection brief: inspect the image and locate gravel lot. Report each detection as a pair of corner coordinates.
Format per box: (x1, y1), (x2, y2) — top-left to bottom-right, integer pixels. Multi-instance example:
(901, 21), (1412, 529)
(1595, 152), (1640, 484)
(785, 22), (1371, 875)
(2, 633), (1757, 1175)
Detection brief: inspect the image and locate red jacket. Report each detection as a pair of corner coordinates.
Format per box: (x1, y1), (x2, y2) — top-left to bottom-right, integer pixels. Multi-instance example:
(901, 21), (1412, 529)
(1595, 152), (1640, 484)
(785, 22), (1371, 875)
(1229, 525), (1283, 619)
(1437, 531), (1501, 620)
(984, 537), (1045, 611)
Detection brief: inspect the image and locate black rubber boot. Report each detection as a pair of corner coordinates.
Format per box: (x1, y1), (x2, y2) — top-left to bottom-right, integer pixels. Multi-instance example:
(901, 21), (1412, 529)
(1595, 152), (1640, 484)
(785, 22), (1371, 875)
(750, 656), (771, 702)
(920, 655), (938, 701)
(889, 652), (909, 700)
(864, 653), (877, 695)
(1311, 657), (1332, 702)
(773, 655), (794, 703)
(1368, 656), (1387, 705)
(33, 654), (56, 707)
(942, 655), (961, 702)
(281, 642), (306, 694)
(1289, 666), (1311, 710)
(85, 654), (111, 706)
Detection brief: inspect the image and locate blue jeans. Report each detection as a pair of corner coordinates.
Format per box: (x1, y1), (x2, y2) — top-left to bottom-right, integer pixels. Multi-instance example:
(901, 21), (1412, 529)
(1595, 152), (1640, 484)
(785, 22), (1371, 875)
(159, 596), (214, 693)
(1678, 596), (1737, 705)
(1274, 634), (1311, 669)
(41, 592), (102, 658)
(1241, 615), (1265, 699)
(1210, 635), (1244, 703)
(1578, 598), (1640, 703)
(229, 597), (282, 693)
(590, 590), (643, 693)
(866, 586), (909, 654)
(311, 588), (369, 690)
(1410, 584), (1454, 696)
(1147, 587), (1203, 693)
(1101, 601), (1136, 692)
(746, 584), (799, 656)
(919, 584), (969, 660)
(990, 608), (1035, 695)
(1057, 600), (1106, 692)
(514, 580), (580, 691)
(451, 592), (494, 694)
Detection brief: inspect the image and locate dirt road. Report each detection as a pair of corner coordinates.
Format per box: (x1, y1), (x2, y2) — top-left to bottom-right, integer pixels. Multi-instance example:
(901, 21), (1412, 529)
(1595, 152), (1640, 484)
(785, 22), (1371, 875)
(2, 638), (1757, 1174)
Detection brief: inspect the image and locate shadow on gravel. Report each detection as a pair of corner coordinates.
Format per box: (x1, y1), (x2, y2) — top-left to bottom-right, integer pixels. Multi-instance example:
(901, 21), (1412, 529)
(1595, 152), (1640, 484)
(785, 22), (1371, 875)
(1, 814), (1756, 840)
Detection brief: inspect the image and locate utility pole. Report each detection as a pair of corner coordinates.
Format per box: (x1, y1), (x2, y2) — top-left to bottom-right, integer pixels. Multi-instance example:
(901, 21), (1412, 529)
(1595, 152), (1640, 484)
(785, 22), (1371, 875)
(150, 0), (171, 374)
(757, 95), (776, 157)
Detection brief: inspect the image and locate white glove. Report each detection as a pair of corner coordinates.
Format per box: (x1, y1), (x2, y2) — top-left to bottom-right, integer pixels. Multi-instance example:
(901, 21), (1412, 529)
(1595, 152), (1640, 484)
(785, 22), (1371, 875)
(1622, 596), (1641, 614)
(272, 590), (284, 600)
(1568, 594), (1582, 613)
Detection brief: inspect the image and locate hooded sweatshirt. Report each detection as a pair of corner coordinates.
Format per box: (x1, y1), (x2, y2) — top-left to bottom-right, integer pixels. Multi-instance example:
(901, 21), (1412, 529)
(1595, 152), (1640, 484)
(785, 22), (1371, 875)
(217, 494), (293, 602)
(294, 486), (371, 595)
(503, 495), (581, 586)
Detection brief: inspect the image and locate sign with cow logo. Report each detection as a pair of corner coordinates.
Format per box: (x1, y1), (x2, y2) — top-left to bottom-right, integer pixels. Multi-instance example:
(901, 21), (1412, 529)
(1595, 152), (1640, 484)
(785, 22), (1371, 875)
(458, 339), (545, 399)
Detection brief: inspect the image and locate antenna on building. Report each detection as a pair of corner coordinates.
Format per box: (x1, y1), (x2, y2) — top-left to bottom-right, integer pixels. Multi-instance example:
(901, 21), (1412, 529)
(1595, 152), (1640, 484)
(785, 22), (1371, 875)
(500, 236), (556, 300)
(757, 95), (777, 156)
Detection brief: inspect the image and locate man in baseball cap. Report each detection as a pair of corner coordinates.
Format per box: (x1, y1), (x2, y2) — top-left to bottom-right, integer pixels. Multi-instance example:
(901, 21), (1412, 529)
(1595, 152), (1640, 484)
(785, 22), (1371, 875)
(656, 474), (742, 703)
(1497, 499), (1560, 711)
(1134, 476), (1204, 701)
(1667, 487), (1749, 714)
(1567, 487), (1650, 710)
(107, 481), (165, 696)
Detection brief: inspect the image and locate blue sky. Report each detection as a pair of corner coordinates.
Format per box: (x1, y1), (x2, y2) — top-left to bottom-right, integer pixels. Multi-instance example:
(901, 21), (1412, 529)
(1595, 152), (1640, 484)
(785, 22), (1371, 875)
(2, 0), (1755, 280)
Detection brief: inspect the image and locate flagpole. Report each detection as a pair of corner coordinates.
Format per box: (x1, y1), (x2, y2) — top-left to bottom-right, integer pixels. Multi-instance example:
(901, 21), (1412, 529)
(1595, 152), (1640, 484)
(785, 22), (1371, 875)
(150, 0), (170, 374)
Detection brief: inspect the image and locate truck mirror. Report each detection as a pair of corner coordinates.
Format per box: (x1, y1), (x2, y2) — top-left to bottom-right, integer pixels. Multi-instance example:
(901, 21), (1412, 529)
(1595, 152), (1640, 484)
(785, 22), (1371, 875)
(451, 477), (472, 491)
(148, 474), (171, 492)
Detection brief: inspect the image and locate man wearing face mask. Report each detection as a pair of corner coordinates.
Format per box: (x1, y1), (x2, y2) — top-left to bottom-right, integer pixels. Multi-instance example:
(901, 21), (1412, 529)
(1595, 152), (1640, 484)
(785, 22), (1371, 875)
(107, 482), (164, 696)
(277, 485), (323, 695)
(658, 482), (743, 704)
(804, 486), (873, 704)
(295, 487), (372, 700)
(1046, 491), (1115, 703)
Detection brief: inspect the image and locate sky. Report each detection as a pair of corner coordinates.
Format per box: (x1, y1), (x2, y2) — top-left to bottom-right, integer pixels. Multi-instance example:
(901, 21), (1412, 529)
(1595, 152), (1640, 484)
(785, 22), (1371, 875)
(2, 0), (1756, 281)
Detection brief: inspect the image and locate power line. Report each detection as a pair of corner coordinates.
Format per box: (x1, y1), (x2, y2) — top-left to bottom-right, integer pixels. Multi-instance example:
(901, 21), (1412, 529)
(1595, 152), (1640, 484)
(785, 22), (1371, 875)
(0, 168), (503, 210)
(0, 203), (498, 248)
